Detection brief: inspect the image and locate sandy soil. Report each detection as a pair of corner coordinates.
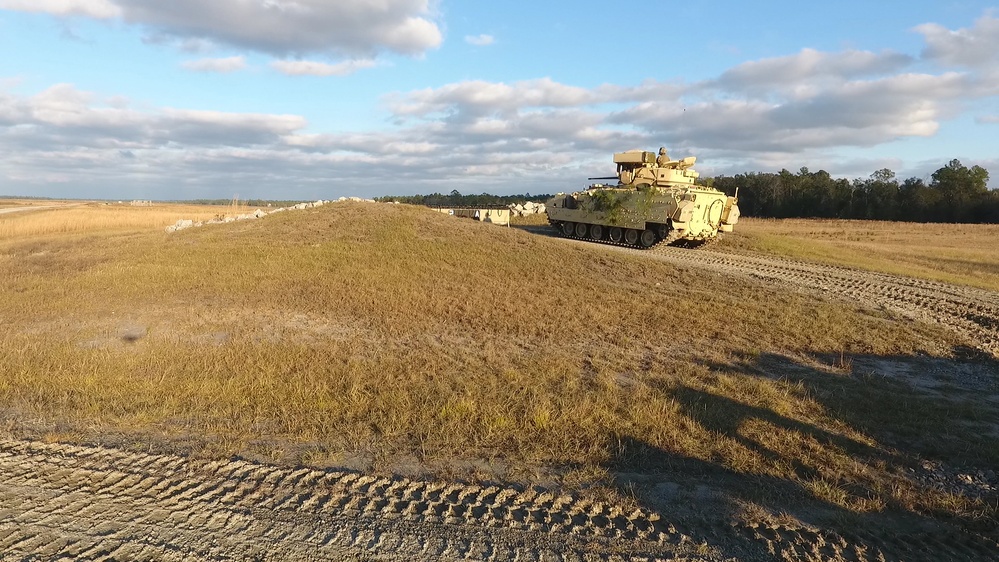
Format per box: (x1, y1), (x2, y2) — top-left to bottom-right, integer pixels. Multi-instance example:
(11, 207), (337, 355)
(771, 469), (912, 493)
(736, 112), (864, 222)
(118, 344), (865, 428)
(0, 203), (82, 215)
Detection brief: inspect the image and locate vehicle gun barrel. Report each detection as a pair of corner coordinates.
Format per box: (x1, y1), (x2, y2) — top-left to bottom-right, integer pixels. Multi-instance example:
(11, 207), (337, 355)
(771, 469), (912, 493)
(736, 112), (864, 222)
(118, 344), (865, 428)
(587, 176), (619, 180)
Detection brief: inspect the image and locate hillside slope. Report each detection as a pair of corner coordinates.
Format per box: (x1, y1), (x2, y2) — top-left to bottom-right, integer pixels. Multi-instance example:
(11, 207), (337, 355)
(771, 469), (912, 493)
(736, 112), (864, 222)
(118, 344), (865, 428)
(1, 202), (997, 560)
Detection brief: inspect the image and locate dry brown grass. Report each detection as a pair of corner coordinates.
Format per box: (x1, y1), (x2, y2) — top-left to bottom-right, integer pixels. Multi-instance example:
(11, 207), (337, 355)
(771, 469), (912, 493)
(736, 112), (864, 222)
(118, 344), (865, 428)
(0, 203), (996, 535)
(732, 218), (999, 291)
(0, 202), (226, 241)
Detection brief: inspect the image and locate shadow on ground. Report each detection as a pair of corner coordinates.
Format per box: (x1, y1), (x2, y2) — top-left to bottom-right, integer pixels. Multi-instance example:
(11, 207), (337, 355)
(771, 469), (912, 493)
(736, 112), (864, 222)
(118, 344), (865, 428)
(606, 349), (999, 561)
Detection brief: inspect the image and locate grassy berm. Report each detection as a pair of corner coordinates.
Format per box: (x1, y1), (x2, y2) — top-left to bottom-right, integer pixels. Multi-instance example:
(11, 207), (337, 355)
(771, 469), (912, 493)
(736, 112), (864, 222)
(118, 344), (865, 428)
(1, 202), (997, 537)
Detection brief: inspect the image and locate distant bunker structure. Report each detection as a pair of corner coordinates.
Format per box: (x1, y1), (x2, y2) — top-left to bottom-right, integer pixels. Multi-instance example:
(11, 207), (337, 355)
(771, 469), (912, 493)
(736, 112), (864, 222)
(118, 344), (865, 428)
(435, 205), (511, 226)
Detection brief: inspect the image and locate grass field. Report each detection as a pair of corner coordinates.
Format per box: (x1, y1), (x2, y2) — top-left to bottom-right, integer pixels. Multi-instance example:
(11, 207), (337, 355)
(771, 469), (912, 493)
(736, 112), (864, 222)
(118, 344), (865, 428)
(732, 218), (999, 292)
(1, 203), (996, 537)
(0, 202), (238, 241)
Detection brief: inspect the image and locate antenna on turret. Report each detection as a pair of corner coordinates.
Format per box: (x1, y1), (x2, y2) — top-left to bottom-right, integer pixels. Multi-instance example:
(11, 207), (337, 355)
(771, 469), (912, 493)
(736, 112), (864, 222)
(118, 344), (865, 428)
(681, 107), (686, 140)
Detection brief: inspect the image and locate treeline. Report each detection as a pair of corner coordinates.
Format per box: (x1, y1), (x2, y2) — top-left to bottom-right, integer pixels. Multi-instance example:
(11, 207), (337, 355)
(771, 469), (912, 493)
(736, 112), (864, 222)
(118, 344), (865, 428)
(375, 190), (552, 207)
(174, 199), (307, 208)
(709, 159), (998, 223)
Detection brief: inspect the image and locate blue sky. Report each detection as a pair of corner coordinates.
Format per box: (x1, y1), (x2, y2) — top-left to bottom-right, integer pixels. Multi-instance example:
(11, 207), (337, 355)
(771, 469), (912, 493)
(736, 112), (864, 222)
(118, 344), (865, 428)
(1, 1), (997, 200)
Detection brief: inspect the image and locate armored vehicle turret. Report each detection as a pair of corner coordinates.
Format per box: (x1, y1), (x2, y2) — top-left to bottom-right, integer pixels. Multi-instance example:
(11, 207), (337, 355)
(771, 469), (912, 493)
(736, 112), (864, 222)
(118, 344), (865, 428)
(545, 148), (739, 248)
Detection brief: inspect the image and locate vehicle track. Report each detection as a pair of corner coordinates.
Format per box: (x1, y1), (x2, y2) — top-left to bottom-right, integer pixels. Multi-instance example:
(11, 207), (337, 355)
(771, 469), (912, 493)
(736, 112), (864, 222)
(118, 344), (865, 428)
(3, 435), (997, 559)
(546, 226), (999, 356)
(637, 245), (999, 358)
(0, 440), (718, 561)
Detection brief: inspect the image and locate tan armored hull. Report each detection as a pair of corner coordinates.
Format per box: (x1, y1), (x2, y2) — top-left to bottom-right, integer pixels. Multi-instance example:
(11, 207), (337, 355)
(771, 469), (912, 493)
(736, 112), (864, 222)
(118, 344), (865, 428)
(545, 148), (739, 248)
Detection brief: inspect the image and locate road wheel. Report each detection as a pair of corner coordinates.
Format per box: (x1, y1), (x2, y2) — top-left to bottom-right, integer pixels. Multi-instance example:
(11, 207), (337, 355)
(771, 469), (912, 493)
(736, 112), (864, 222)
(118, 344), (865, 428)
(624, 229), (639, 245)
(639, 229), (657, 247)
(574, 222), (589, 238)
(561, 222), (575, 236)
(609, 227), (623, 243)
(589, 224), (604, 240)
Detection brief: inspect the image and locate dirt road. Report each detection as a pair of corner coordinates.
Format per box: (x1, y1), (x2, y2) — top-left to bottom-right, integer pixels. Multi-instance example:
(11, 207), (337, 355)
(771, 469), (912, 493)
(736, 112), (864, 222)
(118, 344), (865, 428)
(0, 440), (731, 561)
(0, 203), (82, 216)
(4, 439), (996, 561)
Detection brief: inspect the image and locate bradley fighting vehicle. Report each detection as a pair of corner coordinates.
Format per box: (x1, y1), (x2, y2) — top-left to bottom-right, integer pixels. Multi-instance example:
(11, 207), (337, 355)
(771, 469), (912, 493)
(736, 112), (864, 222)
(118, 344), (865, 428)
(546, 149), (739, 248)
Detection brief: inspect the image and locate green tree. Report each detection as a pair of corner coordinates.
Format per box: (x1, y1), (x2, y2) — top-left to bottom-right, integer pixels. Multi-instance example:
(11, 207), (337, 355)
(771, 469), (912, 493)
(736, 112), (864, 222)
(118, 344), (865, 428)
(861, 168), (900, 220)
(932, 159), (989, 195)
(930, 159), (990, 221)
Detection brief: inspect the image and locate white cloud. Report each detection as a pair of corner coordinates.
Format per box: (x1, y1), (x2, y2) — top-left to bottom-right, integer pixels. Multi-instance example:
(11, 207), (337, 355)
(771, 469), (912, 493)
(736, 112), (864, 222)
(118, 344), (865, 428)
(270, 59), (377, 77)
(2, 84), (306, 148)
(173, 38), (217, 54)
(1, 0), (443, 58)
(607, 71), (971, 153)
(181, 56), (247, 73)
(464, 34), (494, 46)
(160, 108), (305, 134)
(0, 82), (610, 197)
(0, 0), (121, 18)
(711, 48), (914, 95)
(917, 14), (999, 68)
(769, 72), (966, 129)
(388, 78), (601, 118)
(3, 13), (999, 198)
(382, 67), (972, 156)
(387, 78), (692, 120)
(28, 83), (145, 129)
(0, 84), (343, 197)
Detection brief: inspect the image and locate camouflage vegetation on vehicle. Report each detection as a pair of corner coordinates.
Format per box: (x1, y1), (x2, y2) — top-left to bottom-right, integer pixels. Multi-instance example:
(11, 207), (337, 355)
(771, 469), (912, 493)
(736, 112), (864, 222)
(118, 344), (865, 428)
(546, 148), (740, 248)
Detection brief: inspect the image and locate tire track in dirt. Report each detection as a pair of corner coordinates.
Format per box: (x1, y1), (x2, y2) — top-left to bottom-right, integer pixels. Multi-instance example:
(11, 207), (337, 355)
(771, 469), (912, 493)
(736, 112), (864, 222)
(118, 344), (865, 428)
(0, 440), (704, 561)
(639, 246), (999, 358)
(2, 439), (996, 561)
(529, 227), (999, 357)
